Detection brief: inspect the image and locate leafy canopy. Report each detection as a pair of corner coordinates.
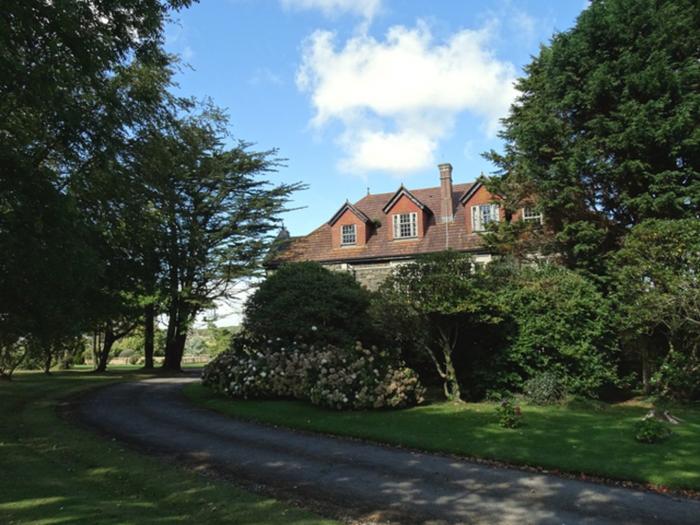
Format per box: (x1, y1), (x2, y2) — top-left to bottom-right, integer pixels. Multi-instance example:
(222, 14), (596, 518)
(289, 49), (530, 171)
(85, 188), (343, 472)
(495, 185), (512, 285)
(485, 0), (700, 275)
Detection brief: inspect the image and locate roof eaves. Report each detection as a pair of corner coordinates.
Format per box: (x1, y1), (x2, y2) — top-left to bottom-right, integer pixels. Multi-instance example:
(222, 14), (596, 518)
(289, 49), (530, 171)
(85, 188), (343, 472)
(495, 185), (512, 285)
(382, 185), (433, 214)
(459, 181), (483, 204)
(328, 201), (371, 226)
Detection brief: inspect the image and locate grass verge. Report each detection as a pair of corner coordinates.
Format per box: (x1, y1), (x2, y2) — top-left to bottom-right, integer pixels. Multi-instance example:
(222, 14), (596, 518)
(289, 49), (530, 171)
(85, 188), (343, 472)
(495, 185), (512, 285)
(185, 383), (700, 492)
(0, 369), (335, 525)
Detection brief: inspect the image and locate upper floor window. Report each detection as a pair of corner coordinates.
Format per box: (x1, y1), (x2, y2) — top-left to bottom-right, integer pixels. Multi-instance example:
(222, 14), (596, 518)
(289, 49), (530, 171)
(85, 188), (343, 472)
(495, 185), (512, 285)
(393, 212), (417, 239)
(522, 206), (543, 224)
(471, 204), (500, 232)
(341, 224), (357, 245)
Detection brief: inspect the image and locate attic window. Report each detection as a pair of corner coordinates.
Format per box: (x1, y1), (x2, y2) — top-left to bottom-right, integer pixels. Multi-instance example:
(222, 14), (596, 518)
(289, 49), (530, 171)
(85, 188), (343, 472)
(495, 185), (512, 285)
(522, 206), (543, 223)
(471, 204), (499, 232)
(341, 224), (357, 245)
(393, 213), (417, 239)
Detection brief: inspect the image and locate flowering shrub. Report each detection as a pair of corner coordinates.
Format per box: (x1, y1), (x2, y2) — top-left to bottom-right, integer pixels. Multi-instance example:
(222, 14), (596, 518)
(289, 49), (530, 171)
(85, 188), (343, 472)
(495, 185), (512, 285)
(202, 336), (425, 410)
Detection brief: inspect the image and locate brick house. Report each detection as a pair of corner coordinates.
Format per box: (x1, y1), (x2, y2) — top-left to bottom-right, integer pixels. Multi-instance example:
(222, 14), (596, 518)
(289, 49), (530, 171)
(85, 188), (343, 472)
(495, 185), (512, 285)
(268, 163), (542, 289)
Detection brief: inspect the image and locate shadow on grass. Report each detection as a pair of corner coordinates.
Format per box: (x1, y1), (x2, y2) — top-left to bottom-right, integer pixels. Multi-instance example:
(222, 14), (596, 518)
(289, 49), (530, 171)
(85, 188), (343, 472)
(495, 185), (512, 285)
(0, 371), (334, 525)
(186, 383), (700, 492)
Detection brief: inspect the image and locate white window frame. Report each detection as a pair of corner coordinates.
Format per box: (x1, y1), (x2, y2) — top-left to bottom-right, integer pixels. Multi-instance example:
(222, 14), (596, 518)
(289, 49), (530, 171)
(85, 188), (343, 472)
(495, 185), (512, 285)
(522, 206), (543, 224)
(340, 224), (357, 245)
(392, 212), (418, 239)
(471, 204), (500, 232)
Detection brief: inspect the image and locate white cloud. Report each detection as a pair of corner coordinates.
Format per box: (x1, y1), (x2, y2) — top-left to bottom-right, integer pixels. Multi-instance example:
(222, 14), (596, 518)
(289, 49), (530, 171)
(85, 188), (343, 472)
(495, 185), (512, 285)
(280, 0), (382, 21)
(296, 21), (517, 175)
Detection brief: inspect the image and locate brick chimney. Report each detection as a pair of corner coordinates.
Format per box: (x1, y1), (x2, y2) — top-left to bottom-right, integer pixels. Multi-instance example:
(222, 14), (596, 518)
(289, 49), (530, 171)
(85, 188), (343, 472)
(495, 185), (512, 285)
(438, 163), (454, 223)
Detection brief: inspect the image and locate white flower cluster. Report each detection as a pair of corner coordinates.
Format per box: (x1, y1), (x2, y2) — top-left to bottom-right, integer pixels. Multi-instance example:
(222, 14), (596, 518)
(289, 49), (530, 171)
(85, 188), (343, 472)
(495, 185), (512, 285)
(202, 339), (425, 410)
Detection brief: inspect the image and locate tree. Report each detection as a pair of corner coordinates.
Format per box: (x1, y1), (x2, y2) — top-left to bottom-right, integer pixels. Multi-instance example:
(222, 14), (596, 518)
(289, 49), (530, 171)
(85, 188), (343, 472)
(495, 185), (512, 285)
(484, 0), (700, 276)
(379, 251), (505, 401)
(1, 0), (193, 365)
(495, 262), (618, 397)
(243, 262), (373, 347)
(135, 108), (303, 371)
(610, 219), (700, 396)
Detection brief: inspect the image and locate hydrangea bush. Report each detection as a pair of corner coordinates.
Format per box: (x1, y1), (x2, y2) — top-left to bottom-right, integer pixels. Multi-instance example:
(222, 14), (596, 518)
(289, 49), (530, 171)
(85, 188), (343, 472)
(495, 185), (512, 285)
(202, 336), (425, 410)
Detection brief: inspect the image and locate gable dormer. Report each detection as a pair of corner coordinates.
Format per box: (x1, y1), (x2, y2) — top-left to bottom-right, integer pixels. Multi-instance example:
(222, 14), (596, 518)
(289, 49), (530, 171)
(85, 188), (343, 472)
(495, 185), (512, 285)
(382, 185), (432, 240)
(460, 182), (505, 234)
(328, 201), (372, 248)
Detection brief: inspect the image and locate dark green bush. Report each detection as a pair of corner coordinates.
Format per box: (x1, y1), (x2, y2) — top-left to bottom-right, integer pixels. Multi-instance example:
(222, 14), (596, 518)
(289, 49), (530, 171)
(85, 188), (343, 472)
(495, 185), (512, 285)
(490, 263), (619, 397)
(496, 398), (522, 428)
(523, 371), (568, 405)
(244, 262), (373, 347)
(652, 350), (700, 402)
(634, 418), (672, 444)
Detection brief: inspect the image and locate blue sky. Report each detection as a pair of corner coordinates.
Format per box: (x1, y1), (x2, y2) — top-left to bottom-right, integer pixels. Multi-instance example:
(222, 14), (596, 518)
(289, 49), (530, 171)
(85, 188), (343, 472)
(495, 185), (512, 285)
(165, 0), (586, 237)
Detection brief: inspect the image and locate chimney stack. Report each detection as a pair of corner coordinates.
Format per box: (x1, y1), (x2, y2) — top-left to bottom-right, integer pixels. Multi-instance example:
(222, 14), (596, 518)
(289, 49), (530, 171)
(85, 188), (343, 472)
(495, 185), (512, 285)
(438, 163), (454, 223)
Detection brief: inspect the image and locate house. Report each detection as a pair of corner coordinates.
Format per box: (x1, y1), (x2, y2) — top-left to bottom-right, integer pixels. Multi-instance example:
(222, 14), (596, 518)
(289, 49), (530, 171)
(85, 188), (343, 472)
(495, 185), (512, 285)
(268, 163), (542, 289)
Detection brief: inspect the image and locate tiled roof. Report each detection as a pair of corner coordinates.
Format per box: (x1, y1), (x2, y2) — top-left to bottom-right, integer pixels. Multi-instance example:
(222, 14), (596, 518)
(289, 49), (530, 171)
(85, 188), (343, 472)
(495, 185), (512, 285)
(269, 182), (487, 266)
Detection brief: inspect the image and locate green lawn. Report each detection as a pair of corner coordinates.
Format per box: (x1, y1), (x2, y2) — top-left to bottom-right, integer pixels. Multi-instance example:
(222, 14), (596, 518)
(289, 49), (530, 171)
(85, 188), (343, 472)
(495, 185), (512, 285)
(0, 369), (336, 525)
(185, 383), (700, 492)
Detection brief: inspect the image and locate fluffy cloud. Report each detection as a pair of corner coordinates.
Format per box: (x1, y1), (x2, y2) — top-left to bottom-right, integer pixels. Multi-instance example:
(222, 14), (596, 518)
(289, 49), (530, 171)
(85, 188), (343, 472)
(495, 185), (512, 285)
(296, 21), (517, 174)
(280, 0), (382, 21)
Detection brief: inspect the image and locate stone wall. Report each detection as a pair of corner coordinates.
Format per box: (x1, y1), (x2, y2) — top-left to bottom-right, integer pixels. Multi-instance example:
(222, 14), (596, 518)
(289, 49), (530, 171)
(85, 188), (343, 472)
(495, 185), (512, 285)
(323, 253), (494, 290)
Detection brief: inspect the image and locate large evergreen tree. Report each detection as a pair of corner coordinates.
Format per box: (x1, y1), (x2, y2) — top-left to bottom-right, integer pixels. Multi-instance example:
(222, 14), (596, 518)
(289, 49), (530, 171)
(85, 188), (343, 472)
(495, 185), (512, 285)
(0, 1), (193, 369)
(485, 0), (700, 276)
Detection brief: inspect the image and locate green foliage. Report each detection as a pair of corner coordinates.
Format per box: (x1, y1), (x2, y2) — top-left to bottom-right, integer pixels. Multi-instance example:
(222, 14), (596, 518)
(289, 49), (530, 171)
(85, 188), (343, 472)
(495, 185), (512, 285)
(496, 398), (522, 429)
(652, 350), (700, 402)
(611, 219), (700, 399)
(492, 263), (619, 397)
(244, 262), (373, 348)
(379, 251), (507, 401)
(523, 371), (568, 405)
(1, 0), (192, 354)
(484, 0), (700, 274)
(634, 418), (672, 444)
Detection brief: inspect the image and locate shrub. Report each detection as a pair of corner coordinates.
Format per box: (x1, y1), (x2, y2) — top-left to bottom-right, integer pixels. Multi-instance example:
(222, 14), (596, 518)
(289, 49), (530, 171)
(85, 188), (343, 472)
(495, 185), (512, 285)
(634, 418), (672, 444)
(496, 398), (522, 428)
(651, 349), (700, 402)
(201, 336), (425, 410)
(523, 371), (568, 405)
(243, 262), (373, 348)
(492, 263), (619, 397)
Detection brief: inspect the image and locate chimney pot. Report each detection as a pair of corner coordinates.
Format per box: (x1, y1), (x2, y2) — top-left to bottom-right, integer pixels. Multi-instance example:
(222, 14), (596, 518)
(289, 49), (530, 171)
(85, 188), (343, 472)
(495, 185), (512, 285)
(438, 163), (454, 223)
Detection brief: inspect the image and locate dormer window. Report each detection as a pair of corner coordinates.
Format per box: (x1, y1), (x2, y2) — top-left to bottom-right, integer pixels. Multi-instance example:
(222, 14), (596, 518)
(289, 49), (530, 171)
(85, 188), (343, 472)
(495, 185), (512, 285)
(522, 206), (543, 224)
(393, 212), (417, 239)
(341, 224), (357, 245)
(471, 204), (499, 232)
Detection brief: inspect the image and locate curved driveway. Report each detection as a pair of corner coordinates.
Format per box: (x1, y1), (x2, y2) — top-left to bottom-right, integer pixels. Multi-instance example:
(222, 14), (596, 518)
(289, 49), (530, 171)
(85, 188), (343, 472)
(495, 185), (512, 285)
(78, 377), (700, 524)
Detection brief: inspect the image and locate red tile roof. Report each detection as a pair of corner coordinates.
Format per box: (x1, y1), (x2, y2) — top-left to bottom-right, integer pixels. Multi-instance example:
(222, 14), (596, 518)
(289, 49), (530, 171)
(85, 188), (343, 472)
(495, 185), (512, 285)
(269, 182), (487, 266)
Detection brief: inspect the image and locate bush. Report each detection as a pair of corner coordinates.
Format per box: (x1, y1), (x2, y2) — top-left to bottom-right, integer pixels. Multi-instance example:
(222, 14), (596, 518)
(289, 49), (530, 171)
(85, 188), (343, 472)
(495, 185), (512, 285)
(634, 418), (672, 444)
(651, 350), (700, 402)
(202, 335), (425, 410)
(128, 355), (139, 365)
(489, 263), (619, 397)
(523, 371), (568, 405)
(244, 262), (373, 348)
(496, 398), (522, 428)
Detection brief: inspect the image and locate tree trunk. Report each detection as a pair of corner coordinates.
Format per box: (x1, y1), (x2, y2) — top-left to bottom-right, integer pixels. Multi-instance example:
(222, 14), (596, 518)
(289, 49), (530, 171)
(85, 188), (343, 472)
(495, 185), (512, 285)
(441, 343), (461, 402)
(641, 342), (651, 395)
(43, 352), (52, 375)
(94, 327), (117, 373)
(143, 303), (155, 369)
(437, 326), (461, 402)
(162, 332), (187, 371)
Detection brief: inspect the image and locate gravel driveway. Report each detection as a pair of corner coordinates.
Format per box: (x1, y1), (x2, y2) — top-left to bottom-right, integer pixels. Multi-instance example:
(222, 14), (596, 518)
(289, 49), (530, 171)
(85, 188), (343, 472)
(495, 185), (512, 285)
(77, 376), (700, 524)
